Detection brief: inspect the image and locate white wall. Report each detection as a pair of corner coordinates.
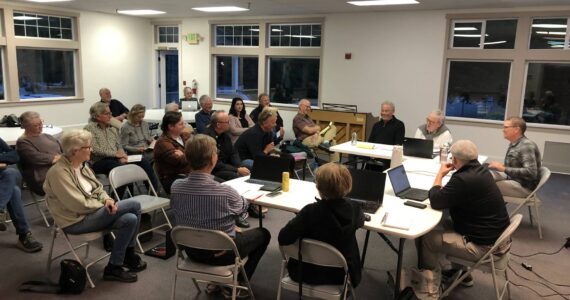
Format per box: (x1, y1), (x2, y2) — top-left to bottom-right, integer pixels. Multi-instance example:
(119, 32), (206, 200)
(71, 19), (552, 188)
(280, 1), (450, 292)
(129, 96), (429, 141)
(5, 11), (153, 129)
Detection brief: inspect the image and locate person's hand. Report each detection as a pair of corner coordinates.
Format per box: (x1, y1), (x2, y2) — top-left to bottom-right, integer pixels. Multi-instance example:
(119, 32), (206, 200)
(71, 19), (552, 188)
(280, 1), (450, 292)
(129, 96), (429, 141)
(263, 142), (275, 154)
(237, 167), (250, 176)
(119, 157), (128, 164)
(116, 114), (126, 122)
(488, 161), (505, 172)
(105, 199), (117, 215)
(438, 162), (455, 176)
(52, 154), (61, 164)
(0, 163), (6, 169)
(138, 147), (145, 153)
(116, 150), (127, 159)
(173, 149), (184, 158)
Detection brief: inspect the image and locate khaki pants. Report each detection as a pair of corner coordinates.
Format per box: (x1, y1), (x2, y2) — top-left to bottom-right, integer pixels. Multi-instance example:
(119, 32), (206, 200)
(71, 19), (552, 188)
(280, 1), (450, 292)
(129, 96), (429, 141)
(491, 171), (532, 198)
(301, 125), (339, 162)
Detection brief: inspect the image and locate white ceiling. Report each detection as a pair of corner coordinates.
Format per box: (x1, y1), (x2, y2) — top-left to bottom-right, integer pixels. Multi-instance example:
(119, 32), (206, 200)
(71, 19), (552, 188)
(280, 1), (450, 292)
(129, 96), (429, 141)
(5, 0), (570, 19)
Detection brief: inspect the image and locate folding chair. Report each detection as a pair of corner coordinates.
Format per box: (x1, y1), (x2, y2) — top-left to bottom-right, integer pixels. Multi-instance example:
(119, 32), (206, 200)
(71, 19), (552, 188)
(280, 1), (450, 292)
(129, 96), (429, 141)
(25, 190), (51, 227)
(109, 164), (172, 252)
(503, 167), (550, 239)
(440, 214), (523, 300)
(45, 202), (111, 288)
(170, 226), (255, 300)
(277, 239), (356, 300)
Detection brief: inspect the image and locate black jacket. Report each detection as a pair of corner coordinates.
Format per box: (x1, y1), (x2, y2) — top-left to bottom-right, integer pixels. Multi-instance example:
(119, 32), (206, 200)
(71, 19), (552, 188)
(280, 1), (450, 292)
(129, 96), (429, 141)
(234, 124), (273, 161)
(278, 198), (365, 287)
(205, 127), (240, 177)
(368, 116), (405, 145)
(249, 105), (284, 132)
(429, 160), (510, 245)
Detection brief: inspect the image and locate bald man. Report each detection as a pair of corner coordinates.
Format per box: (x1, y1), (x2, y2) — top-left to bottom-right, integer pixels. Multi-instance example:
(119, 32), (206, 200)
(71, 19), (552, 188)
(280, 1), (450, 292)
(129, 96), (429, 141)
(99, 88), (129, 122)
(292, 99), (339, 162)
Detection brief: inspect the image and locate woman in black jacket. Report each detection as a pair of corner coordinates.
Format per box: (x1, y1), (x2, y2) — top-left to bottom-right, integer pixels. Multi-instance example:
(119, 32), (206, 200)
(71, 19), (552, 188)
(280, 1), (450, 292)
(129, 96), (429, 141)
(278, 163), (365, 287)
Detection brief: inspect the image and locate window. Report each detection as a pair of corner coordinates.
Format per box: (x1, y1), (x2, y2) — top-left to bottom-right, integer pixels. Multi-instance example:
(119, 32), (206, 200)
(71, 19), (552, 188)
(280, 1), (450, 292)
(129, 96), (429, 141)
(211, 19), (323, 105)
(215, 56), (258, 100)
(268, 58), (319, 105)
(451, 19), (517, 49)
(523, 63), (570, 125)
(529, 18), (568, 49)
(269, 24), (321, 47)
(13, 12), (73, 40)
(445, 61), (510, 121)
(17, 49), (75, 99)
(157, 26), (179, 43)
(215, 25), (259, 47)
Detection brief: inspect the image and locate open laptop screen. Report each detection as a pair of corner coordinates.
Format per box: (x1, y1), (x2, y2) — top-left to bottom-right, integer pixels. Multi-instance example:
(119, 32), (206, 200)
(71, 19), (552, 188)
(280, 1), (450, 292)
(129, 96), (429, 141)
(403, 137), (434, 159)
(181, 100), (198, 112)
(387, 165), (411, 195)
(346, 168), (386, 203)
(250, 155), (290, 182)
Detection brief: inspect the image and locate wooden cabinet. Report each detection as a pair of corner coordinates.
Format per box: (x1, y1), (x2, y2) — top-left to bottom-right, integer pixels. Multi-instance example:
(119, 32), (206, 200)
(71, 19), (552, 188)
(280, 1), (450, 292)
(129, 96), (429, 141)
(307, 109), (379, 144)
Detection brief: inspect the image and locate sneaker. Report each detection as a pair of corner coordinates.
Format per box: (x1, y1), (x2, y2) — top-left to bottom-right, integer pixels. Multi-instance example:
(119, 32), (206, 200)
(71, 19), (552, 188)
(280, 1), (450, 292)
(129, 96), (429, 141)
(17, 232), (43, 253)
(103, 264), (137, 283)
(0, 209), (7, 231)
(221, 286), (249, 299)
(442, 269), (474, 287)
(236, 213), (250, 228)
(123, 253), (147, 272)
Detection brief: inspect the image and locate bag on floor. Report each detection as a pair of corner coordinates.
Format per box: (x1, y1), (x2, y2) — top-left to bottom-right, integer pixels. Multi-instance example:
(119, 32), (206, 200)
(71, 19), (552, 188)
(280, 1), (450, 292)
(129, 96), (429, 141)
(400, 267), (441, 300)
(19, 259), (86, 294)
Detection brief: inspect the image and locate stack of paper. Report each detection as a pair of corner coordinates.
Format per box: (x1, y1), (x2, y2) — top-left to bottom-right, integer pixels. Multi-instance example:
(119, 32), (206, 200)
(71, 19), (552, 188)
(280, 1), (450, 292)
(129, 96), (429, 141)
(381, 212), (411, 231)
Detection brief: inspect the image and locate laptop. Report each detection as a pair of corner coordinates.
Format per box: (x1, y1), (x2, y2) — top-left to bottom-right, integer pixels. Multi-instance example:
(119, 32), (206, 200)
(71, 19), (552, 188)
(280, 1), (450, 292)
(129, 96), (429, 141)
(387, 165), (429, 201)
(345, 169), (386, 214)
(245, 155), (291, 191)
(403, 137), (436, 159)
(181, 99), (198, 112)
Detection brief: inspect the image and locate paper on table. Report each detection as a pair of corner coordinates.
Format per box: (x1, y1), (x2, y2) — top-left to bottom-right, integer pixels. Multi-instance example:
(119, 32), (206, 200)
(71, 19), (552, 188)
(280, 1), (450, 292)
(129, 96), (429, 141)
(356, 143), (375, 150)
(127, 155), (142, 163)
(381, 211), (411, 231)
(223, 180), (262, 198)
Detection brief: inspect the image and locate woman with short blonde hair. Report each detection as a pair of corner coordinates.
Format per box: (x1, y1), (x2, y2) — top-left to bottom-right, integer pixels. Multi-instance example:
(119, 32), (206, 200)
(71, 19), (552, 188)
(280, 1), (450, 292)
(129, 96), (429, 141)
(121, 104), (153, 161)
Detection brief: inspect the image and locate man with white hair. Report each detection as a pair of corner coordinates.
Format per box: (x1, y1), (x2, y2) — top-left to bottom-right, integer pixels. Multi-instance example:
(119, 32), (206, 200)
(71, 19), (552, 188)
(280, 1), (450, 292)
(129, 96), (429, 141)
(195, 95), (214, 134)
(418, 140), (510, 287)
(99, 88), (128, 122)
(415, 110), (453, 149)
(292, 99), (339, 162)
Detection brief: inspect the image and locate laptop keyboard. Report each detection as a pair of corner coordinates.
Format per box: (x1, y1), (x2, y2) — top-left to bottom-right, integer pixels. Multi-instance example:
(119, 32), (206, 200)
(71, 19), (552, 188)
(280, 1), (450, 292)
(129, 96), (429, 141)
(246, 178), (277, 185)
(404, 189), (429, 201)
(348, 199), (380, 214)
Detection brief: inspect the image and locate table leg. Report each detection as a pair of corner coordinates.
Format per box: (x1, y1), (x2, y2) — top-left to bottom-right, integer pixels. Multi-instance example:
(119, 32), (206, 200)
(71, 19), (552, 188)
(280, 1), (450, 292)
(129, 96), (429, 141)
(394, 238), (405, 300)
(302, 159), (306, 180)
(361, 230), (371, 267)
(257, 204), (263, 228)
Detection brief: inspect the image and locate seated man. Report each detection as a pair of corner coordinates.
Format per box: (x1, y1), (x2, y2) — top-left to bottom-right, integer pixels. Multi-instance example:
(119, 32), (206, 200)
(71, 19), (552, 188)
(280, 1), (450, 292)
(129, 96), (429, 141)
(292, 99), (339, 162)
(195, 94), (214, 134)
(415, 109), (453, 149)
(178, 86), (200, 110)
(99, 87), (129, 128)
(250, 93), (285, 143)
(488, 117), (541, 198)
(363, 101), (405, 170)
(170, 134), (271, 297)
(418, 140), (510, 286)
(0, 137), (43, 253)
(235, 107), (294, 173)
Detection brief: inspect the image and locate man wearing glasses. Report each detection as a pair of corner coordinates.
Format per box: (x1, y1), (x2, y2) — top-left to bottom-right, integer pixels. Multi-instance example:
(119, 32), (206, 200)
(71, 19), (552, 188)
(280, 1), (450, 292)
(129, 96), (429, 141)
(415, 109), (453, 149)
(488, 117), (541, 198)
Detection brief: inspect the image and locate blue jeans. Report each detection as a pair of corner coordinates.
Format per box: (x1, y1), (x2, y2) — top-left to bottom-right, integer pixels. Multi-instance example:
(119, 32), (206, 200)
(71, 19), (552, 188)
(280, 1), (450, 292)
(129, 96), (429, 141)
(0, 168), (30, 235)
(241, 159), (254, 170)
(64, 198), (142, 266)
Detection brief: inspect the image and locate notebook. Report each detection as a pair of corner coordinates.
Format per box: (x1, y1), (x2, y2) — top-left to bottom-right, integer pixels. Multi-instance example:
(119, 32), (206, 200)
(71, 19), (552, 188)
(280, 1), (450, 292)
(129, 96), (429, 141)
(245, 155), (290, 191)
(403, 137), (436, 159)
(181, 99), (198, 112)
(345, 168), (386, 214)
(387, 165), (429, 201)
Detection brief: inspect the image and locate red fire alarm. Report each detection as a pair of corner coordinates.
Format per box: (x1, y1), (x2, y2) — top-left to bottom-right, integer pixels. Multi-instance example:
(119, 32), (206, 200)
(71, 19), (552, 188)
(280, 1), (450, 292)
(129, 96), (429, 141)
(345, 53), (352, 60)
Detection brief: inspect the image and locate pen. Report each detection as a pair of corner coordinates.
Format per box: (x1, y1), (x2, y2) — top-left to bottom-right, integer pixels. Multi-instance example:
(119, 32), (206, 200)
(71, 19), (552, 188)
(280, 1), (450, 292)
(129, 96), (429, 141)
(381, 212), (388, 225)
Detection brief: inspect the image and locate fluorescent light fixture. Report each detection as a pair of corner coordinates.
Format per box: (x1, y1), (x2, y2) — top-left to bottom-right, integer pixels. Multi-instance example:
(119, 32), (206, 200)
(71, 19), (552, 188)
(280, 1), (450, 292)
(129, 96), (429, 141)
(348, 0), (419, 6)
(284, 34), (316, 39)
(192, 6), (249, 12)
(454, 34), (488, 38)
(550, 44), (564, 48)
(544, 37), (565, 40)
(250, 28), (260, 32)
(272, 29), (283, 32)
(532, 24), (567, 29)
(27, 0), (72, 2)
(13, 16), (42, 21)
(454, 27), (478, 31)
(481, 41), (506, 45)
(536, 31), (566, 35)
(547, 40), (564, 45)
(117, 9), (165, 15)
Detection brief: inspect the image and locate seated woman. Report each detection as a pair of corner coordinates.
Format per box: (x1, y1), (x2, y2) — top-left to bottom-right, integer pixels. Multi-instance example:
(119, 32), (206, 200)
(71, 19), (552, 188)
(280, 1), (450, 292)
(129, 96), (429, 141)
(84, 102), (158, 192)
(16, 111), (63, 196)
(120, 104), (154, 162)
(153, 111), (191, 194)
(228, 97), (254, 144)
(278, 163), (365, 287)
(43, 129), (146, 282)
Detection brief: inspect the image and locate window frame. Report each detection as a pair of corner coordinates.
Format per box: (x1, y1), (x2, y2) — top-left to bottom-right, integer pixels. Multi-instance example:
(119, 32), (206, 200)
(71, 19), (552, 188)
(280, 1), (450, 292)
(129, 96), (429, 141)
(0, 5), (82, 105)
(528, 17), (570, 50)
(210, 18), (324, 108)
(156, 25), (180, 44)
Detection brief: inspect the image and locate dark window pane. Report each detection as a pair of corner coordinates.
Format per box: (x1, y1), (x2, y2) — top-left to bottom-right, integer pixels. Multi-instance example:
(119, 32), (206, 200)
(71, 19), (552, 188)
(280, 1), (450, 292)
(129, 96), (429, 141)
(26, 26), (38, 37)
(216, 26), (224, 36)
(215, 56), (259, 100)
(167, 27), (174, 34)
(291, 25), (300, 36)
(38, 27), (50, 38)
(484, 19), (517, 49)
(234, 36), (243, 46)
(281, 25), (291, 36)
(530, 18), (567, 49)
(281, 36), (290, 46)
(523, 63), (570, 125)
(311, 25), (321, 36)
(24, 14), (38, 26)
(234, 26), (242, 35)
(301, 25), (311, 36)
(15, 25), (25, 36)
(270, 36), (279, 47)
(17, 49), (76, 99)
(172, 35), (179, 43)
(291, 36), (300, 47)
(173, 27), (179, 34)
(225, 36), (233, 45)
(37, 16), (49, 27)
(225, 26), (233, 35)
(301, 37), (310, 47)
(452, 22), (483, 48)
(159, 27), (167, 35)
(445, 61), (510, 120)
(216, 36), (224, 45)
(243, 36), (252, 46)
(166, 35), (173, 43)
(61, 18), (72, 29)
(312, 37), (321, 47)
(14, 12), (24, 25)
(62, 29), (72, 40)
(251, 26), (260, 36)
(268, 57), (320, 105)
(49, 16), (60, 28)
(50, 28), (61, 38)
(159, 35), (166, 43)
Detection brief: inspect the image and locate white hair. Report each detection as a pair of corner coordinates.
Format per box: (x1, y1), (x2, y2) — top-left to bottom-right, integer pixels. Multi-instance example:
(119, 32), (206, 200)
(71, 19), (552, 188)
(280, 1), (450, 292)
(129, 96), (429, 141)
(450, 140), (478, 162)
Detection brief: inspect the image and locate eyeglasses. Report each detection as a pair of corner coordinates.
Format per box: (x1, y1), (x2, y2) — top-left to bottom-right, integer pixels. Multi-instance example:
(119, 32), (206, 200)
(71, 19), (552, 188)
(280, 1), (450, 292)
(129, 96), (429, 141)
(81, 145), (93, 150)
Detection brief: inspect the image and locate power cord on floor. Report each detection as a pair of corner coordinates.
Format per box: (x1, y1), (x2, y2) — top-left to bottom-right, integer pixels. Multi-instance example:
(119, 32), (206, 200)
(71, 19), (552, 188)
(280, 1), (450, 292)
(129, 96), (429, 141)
(511, 244), (565, 258)
(511, 257), (570, 288)
(508, 263), (570, 300)
(509, 281), (570, 299)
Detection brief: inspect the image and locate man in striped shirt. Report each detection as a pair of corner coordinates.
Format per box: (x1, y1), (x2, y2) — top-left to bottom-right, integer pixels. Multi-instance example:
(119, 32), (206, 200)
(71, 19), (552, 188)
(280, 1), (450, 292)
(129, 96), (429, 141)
(170, 134), (271, 292)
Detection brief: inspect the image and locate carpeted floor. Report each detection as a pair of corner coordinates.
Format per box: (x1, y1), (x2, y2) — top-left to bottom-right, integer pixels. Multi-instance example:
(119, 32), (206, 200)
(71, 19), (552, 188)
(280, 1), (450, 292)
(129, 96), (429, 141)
(1, 173), (569, 300)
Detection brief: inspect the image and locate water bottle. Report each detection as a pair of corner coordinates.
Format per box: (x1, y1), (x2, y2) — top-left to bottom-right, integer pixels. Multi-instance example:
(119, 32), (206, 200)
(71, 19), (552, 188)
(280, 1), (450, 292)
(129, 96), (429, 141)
(440, 143), (449, 164)
(351, 132), (357, 146)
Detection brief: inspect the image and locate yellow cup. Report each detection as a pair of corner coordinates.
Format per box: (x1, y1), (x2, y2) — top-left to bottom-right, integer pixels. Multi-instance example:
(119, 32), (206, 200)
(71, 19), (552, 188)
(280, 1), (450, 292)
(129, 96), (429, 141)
(282, 172), (290, 192)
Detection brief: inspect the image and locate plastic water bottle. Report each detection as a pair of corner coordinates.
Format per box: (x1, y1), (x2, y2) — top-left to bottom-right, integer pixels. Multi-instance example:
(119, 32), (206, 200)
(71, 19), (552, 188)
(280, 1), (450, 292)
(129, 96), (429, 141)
(440, 143), (449, 164)
(351, 132), (357, 146)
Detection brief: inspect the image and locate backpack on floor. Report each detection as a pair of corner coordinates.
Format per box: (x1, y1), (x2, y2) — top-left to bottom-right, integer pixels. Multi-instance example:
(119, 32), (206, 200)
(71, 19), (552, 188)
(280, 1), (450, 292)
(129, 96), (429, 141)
(19, 259), (86, 294)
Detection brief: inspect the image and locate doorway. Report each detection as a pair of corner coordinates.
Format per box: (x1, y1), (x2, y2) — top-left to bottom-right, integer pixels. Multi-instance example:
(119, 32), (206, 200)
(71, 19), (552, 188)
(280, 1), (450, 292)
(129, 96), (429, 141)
(157, 50), (179, 108)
